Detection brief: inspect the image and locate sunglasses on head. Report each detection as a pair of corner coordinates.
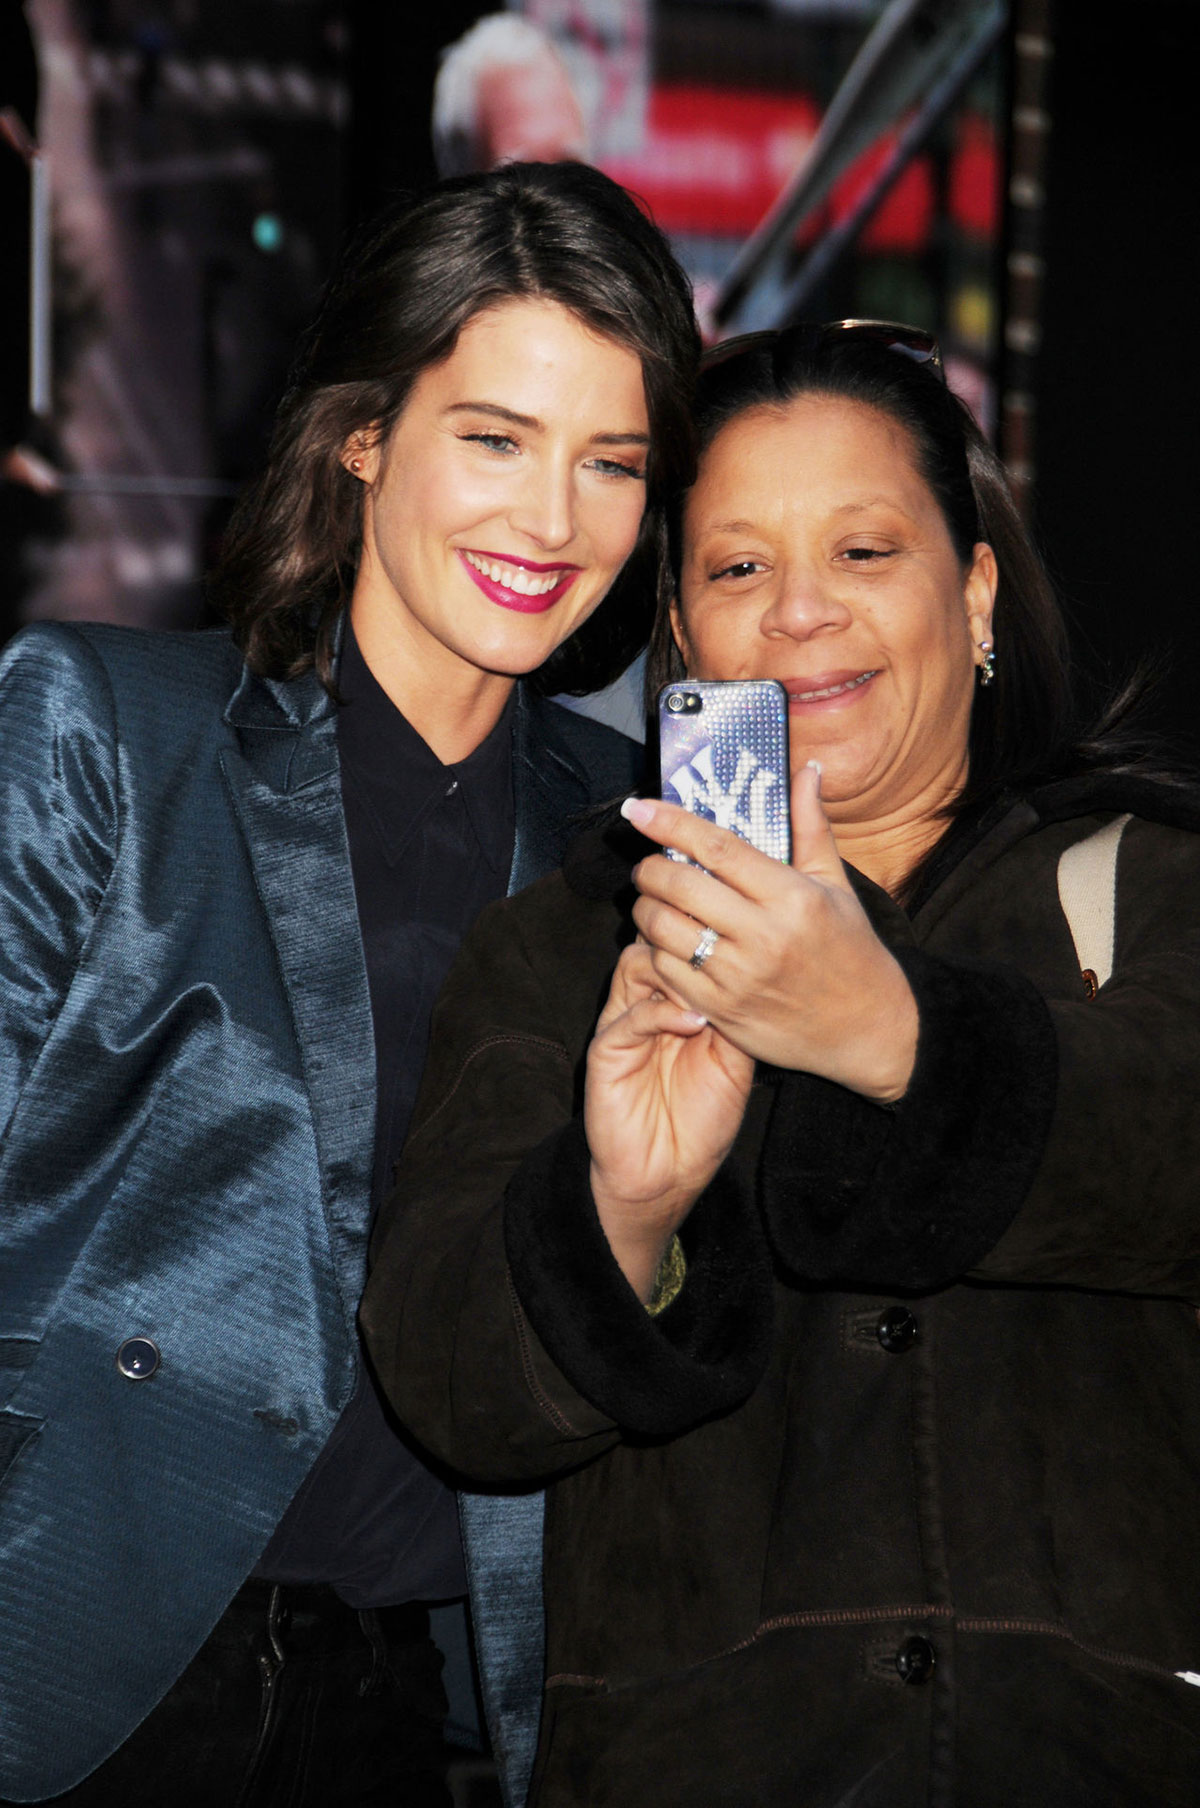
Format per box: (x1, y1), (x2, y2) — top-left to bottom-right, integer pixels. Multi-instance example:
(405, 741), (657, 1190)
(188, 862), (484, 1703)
(700, 318), (944, 380)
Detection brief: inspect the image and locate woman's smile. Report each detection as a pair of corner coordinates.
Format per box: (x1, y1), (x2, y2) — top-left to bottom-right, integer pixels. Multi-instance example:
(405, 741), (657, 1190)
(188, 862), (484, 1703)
(458, 548), (582, 611)
(345, 295), (649, 745)
(782, 668), (881, 710)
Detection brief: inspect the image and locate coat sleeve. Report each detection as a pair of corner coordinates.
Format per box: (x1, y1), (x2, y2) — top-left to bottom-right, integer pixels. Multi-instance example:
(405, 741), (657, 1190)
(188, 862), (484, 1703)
(754, 815), (1200, 1295)
(362, 877), (774, 1483)
(0, 625), (118, 1152)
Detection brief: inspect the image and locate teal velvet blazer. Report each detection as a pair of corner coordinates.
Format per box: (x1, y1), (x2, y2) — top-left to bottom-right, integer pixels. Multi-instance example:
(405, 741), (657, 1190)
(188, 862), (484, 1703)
(0, 620), (639, 1803)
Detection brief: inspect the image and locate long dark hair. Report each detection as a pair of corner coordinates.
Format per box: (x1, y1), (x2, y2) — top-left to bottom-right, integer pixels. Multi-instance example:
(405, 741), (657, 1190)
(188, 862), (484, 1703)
(213, 162), (699, 695)
(650, 327), (1176, 822)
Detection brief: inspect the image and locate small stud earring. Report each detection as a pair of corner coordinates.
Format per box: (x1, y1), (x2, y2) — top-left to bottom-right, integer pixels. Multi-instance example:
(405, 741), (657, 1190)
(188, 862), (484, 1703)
(349, 457), (362, 475)
(978, 639), (995, 687)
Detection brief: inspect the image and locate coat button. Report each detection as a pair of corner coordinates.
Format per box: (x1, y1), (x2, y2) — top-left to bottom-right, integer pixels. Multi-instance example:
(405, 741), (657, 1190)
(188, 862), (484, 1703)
(895, 1636), (936, 1684)
(116, 1337), (160, 1380)
(876, 1307), (920, 1353)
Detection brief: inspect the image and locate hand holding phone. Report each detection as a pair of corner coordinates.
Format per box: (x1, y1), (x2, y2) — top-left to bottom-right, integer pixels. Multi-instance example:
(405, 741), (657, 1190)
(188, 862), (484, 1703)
(630, 728), (919, 1099)
(657, 679), (791, 864)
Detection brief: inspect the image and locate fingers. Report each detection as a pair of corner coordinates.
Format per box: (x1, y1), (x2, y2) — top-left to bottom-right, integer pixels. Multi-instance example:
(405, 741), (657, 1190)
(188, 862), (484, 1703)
(624, 768), (844, 974)
(621, 794), (783, 896)
(597, 994), (710, 1051)
(789, 762), (853, 893)
(620, 775), (854, 1021)
(631, 853), (754, 949)
(623, 798), (794, 942)
(595, 942), (705, 1038)
(595, 943), (656, 1031)
(622, 776), (849, 906)
(630, 894), (727, 980)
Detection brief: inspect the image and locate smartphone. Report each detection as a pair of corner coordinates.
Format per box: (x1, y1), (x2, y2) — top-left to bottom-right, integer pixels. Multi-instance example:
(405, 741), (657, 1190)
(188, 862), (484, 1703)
(657, 679), (791, 864)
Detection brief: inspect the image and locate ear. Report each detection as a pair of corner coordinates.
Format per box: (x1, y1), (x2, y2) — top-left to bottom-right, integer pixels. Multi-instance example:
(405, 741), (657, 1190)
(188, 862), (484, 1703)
(668, 597), (693, 671)
(339, 425), (381, 483)
(963, 541), (998, 668)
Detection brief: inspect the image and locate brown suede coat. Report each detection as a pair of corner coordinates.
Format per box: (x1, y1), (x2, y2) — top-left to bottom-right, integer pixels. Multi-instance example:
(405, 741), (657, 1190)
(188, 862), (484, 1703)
(364, 776), (1200, 1808)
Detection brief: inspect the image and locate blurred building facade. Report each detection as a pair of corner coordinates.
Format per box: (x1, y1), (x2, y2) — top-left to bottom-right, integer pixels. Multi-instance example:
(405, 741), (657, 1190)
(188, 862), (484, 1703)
(3, 0), (1197, 743)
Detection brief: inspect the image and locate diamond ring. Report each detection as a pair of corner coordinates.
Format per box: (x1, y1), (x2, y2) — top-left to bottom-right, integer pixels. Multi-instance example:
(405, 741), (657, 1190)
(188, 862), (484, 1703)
(689, 925), (719, 970)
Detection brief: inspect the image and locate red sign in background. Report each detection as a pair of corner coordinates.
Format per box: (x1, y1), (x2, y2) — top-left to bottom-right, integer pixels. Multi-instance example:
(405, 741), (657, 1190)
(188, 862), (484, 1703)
(603, 84), (998, 252)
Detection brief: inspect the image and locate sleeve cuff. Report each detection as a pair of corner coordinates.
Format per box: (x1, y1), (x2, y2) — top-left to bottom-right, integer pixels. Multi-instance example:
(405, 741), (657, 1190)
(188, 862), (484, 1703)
(503, 1116), (773, 1438)
(758, 948), (1058, 1289)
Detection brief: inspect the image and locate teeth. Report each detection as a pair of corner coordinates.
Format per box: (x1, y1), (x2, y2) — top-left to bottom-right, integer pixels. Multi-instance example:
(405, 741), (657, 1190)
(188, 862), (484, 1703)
(464, 551), (563, 596)
(792, 670), (878, 702)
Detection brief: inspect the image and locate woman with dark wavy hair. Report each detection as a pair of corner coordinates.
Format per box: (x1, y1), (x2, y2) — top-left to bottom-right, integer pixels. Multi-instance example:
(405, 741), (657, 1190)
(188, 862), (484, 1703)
(367, 321), (1200, 1806)
(0, 161), (697, 1808)
(215, 160), (695, 704)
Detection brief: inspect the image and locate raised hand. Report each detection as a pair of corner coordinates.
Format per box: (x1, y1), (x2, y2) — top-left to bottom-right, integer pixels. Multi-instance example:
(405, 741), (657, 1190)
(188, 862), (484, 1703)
(585, 939), (754, 1302)
(620, 762), (919, 1103)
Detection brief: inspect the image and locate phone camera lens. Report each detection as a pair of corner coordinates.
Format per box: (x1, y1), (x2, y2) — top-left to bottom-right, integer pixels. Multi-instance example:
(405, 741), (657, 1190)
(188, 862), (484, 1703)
(666, 692), (686, 713)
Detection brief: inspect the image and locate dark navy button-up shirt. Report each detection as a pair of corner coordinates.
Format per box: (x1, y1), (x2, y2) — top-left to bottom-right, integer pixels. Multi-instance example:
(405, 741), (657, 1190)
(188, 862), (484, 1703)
(256, 621), (515, 1607)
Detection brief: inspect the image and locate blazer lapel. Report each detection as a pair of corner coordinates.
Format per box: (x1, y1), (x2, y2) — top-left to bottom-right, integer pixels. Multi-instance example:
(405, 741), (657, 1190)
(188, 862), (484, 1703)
(508, 689), (591, 897)
(470, 687), (600, 1806)
(219, 660), (375, 1316)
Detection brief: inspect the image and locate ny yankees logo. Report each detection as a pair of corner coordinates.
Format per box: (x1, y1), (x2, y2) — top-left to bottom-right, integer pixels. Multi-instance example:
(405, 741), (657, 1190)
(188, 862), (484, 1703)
(672, 747), (781, 850)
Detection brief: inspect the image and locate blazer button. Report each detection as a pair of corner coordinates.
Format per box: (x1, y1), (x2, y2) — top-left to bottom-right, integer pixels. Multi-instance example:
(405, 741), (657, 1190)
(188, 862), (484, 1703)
(876, 1306), (920, 1353)
(895, 1636), (936, 1684)
(116, 1337), (160, 1380)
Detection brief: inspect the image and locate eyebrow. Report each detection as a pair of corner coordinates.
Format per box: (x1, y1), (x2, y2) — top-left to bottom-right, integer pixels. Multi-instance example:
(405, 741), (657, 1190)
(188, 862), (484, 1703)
(698, 498), (912, 535)
(445, 402), (649, 447)
(697, 519), (760, 537)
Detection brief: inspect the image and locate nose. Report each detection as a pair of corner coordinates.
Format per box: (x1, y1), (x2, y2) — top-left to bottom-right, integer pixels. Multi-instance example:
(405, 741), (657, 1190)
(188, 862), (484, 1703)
(509, 454), (575, 551)
(760, 565), (852, 641)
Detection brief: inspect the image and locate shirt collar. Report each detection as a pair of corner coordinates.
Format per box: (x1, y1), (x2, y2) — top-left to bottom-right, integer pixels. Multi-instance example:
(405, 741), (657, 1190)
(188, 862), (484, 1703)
(336, 619), (514, 874)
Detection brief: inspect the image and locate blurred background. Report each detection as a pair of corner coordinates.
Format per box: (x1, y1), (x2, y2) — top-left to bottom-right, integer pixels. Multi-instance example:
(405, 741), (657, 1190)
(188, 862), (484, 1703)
(3, 0), (1195, 736)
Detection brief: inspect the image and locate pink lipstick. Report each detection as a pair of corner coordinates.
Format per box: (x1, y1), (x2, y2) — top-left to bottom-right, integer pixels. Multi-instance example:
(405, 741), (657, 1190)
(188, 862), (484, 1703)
(458, 549), (580, 615)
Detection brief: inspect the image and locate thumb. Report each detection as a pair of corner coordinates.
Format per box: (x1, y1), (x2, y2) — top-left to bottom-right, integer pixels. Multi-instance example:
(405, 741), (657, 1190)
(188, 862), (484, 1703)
(790, 760), (852, 890)
(595, 941), (658, 1033)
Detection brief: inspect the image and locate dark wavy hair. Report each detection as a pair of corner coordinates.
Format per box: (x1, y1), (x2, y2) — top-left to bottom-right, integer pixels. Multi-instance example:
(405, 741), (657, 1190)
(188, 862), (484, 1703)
(212, 161), (700, 695)
(649, 325), (1174, 822)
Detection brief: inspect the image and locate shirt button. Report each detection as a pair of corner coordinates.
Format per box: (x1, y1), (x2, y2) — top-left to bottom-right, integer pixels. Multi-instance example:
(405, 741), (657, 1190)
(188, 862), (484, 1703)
(876, 1306), (920, 1353)
(895, 1636), (937, 1684)
(116, 1337), (160, 1380)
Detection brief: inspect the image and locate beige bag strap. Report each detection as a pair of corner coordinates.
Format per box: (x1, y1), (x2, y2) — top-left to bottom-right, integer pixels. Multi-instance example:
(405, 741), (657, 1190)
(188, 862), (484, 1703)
(1056, 813), (1132, 997)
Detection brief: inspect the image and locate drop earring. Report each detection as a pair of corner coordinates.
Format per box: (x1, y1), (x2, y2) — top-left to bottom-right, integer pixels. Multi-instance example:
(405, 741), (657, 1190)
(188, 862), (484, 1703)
(978, 639), (995, 687)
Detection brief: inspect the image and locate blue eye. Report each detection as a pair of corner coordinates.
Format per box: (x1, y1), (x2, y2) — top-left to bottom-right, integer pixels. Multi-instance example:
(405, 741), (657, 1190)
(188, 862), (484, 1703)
(588, 456), (646, 481)
(464, 432), (518, 454)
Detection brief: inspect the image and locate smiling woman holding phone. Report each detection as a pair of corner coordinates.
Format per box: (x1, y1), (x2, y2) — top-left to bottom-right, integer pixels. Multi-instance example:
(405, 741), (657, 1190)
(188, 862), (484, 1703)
(367, 322), (1200, 1807)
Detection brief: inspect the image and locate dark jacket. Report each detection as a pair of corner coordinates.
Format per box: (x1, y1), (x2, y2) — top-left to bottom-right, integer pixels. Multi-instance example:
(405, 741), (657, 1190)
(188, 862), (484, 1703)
(0, 619), (640, 1803)
(364, 773), (1200, 1808)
